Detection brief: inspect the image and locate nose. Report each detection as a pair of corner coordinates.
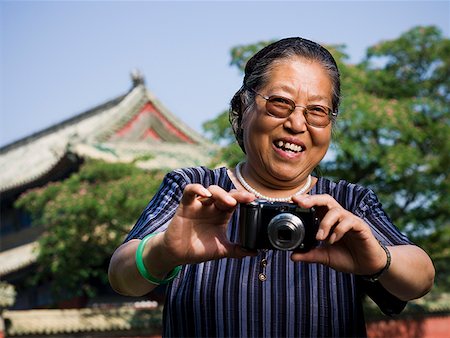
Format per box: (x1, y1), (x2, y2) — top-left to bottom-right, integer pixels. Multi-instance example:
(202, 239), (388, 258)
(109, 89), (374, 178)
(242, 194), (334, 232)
(283, 106), (308, 133)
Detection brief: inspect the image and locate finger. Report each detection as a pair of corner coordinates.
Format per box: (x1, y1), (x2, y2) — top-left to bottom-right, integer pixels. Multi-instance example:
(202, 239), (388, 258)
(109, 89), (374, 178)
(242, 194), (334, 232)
(293, 194), (339, 210)
(196, 195), (215, 206)
(182, 184), (212, 204)
(327, 217), (356, 245)
(207, 185), (240, 211)
(294, 194), (347, 242)
(290, 247), (330, 266)
(228, 189), (256, 204)
(196, 188), (254, 205)
(226, 243), (258, 259)
(316, 206), (343, 241)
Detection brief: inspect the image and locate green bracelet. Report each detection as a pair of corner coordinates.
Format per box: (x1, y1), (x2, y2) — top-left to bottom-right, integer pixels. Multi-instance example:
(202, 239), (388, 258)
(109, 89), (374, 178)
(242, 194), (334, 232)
(135, 233), (181, 285)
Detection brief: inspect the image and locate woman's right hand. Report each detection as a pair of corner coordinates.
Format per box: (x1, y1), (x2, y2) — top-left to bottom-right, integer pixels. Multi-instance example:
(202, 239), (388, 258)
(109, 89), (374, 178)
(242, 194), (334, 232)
(150, 184), (256, 269)
(109, 184), (255, 296)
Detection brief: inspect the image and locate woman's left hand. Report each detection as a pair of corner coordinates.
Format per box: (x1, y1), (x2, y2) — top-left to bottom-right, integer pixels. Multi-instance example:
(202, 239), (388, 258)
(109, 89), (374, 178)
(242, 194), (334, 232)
(291, 194), (387, 276)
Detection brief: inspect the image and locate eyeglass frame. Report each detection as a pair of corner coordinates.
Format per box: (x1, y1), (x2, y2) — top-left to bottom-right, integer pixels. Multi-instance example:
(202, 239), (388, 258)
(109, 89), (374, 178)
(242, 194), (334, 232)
(248, 87), (337, 128)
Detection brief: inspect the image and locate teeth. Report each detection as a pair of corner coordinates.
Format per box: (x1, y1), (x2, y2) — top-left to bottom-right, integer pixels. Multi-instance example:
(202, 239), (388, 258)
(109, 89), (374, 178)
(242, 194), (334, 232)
(275, 140), (303, 152)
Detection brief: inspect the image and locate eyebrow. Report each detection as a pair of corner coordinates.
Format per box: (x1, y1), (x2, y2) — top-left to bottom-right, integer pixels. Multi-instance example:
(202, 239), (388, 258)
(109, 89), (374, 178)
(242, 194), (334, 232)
(270, 85), (331, 105)
(306, 94), (331, 104)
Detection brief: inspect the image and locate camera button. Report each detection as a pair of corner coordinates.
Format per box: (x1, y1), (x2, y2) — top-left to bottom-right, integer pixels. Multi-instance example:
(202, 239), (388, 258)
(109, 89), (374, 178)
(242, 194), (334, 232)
(258, 273), (267, 282)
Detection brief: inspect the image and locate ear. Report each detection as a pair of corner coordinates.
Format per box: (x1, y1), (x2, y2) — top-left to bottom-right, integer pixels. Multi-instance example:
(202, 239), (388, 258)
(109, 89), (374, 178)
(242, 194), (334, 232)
(238, 128), (246, 154)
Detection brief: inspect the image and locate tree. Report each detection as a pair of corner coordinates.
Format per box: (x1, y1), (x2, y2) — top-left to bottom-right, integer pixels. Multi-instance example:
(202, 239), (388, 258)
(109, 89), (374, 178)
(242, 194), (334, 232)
(15, 160), (166, 300)
(202, 112), (245, 167)
(326, 26), (449, 291)
(203, 26), (450, 291)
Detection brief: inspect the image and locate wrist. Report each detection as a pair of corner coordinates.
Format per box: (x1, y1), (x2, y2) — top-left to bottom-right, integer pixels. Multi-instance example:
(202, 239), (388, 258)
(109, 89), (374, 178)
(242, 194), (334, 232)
(146, 232), (182, 270)
(361, 241), (391, 282)
(136, 233), (181, 285)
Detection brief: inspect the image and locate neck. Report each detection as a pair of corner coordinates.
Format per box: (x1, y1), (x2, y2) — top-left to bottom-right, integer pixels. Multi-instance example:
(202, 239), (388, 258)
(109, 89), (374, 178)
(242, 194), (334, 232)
(235, 161), (312, 202)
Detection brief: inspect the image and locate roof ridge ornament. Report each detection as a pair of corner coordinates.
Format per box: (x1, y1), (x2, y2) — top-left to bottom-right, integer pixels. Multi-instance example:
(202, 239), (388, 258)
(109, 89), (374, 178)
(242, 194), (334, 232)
(130, 69), (145, 87)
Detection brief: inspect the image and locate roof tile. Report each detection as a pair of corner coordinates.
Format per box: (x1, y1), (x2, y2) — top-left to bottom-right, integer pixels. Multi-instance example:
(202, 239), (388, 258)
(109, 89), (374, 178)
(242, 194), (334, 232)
(4, 306), (163, 335)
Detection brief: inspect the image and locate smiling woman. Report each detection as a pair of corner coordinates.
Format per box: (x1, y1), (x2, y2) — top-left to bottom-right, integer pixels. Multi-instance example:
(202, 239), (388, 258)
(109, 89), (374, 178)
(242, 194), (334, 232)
(108, 37), (435, 337)
(238, 56), (334, 194)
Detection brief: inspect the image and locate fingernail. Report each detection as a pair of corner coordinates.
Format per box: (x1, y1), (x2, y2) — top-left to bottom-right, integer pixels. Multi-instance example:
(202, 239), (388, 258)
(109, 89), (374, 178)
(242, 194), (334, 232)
(225, 195), (236, 204)
(202, 189), (212, 197)
(329, 233), (337, 244)
(316, 229), (324, 240)
(197, 196), (212, 202)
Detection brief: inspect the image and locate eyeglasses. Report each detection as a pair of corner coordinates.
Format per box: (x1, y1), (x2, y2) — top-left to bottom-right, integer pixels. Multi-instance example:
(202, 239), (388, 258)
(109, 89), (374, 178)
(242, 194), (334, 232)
(250, 88), (336, 128)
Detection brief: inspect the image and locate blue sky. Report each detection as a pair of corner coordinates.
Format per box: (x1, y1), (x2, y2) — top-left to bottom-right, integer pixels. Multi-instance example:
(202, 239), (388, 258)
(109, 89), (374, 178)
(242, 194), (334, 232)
(1, 0), (449, 147)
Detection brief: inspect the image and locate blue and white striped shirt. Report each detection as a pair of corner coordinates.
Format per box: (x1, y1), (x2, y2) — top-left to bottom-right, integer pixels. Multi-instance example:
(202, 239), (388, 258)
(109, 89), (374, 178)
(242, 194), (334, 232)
(126, 166), (410, 337)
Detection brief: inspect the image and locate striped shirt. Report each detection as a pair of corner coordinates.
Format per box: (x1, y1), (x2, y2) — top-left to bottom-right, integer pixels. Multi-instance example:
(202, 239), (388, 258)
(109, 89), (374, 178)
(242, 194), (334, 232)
(125, 166), (410, 337)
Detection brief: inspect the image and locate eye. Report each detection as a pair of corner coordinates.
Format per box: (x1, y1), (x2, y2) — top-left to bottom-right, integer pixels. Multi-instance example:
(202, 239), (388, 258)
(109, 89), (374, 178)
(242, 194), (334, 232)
(268, 96), (295, 110)
(307, 105), (329, 116)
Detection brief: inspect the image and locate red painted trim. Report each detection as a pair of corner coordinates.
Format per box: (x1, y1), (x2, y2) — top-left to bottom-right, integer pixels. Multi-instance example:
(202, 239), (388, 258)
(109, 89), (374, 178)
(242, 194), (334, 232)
(144, 102), (194, 143)
(143, 127), (162, 141)
(113, 102), (195, 144)
(114, 110), (149, 137)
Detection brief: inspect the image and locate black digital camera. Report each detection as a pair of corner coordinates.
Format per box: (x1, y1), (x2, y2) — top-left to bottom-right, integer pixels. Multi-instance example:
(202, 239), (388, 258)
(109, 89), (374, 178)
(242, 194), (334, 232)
(239, 199), (319, 252)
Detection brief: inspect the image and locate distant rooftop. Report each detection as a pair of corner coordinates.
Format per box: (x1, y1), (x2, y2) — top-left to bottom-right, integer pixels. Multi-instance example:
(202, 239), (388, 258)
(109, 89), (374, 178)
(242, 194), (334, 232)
(0, 72), (217, 197)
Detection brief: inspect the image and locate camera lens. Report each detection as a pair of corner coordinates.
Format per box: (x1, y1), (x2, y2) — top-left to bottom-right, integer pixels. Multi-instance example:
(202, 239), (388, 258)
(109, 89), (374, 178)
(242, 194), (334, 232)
(267, 213), (305, 250)
(278, 229), (292, 241)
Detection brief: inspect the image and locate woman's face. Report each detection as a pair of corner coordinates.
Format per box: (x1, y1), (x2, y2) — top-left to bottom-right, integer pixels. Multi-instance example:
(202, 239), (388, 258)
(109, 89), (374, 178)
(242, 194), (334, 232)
(242, 57), (333, 189)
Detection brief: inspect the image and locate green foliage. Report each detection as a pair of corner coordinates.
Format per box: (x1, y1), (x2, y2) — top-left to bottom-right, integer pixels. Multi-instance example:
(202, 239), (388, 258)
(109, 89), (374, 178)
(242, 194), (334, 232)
(15, 160), (165, 300)
(203, 26), (450, 291)
(202, 111), (245, 167)
(364, 26), (449, 101)
(202, 110), (236, 144)
(324, 27), (449, 292)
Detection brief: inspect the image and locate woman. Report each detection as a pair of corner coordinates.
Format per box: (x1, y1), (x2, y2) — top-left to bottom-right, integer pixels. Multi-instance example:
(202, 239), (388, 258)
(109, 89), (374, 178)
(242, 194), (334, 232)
(108, 37), (434, 337)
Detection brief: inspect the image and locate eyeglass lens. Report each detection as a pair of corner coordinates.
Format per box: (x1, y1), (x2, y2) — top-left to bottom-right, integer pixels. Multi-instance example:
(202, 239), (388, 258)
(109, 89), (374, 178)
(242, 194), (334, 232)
(266, 96), (331, 127)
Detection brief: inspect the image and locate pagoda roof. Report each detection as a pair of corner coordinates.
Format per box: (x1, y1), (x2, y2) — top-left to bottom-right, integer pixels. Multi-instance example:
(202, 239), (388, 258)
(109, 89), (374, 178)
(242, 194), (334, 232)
(0, 75), (217, 196)
(3, 305), (163, 336)
(0, 242), (38, 277)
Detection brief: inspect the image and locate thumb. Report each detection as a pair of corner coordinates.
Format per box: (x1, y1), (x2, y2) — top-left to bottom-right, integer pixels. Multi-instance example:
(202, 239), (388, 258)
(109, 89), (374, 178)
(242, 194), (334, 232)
(227, 243), (258, 259)
(290, 247), (329, 265)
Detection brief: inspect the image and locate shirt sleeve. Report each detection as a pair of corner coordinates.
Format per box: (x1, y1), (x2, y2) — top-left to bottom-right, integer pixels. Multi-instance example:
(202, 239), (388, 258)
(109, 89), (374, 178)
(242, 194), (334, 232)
(123, 169), (189, 241)
(355, 187), (412, 315)
(356, 188), (412, 246)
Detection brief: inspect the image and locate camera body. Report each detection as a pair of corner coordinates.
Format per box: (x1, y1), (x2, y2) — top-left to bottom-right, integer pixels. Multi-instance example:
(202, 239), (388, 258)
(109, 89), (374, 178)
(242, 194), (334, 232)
(239, 199), (319, 252)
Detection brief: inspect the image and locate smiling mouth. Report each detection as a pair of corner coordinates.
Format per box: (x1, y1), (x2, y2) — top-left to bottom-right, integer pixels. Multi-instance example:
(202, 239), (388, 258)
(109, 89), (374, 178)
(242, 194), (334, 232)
(274, 140), (305, 153)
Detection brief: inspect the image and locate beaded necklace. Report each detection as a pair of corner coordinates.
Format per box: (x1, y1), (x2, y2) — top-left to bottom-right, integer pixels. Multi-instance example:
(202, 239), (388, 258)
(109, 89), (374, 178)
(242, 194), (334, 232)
(235, 161), (312, 202)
